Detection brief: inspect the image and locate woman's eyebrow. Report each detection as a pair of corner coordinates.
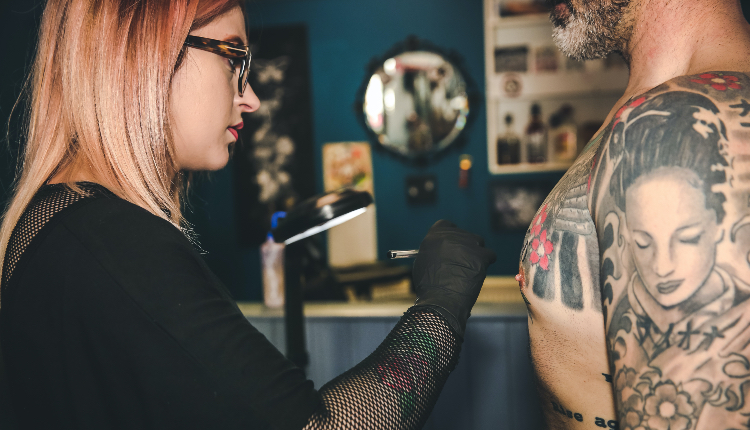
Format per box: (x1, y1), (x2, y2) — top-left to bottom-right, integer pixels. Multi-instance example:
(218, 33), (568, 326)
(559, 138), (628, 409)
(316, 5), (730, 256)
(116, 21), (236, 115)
(222, 35), (247, 45)
(631, 229), (653, 237)
(676, 222), (704, 233)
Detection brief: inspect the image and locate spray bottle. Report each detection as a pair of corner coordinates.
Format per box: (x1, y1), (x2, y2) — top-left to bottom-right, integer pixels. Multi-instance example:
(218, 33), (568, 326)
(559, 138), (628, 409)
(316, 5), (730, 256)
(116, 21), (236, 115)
(261, 212), (286, 308)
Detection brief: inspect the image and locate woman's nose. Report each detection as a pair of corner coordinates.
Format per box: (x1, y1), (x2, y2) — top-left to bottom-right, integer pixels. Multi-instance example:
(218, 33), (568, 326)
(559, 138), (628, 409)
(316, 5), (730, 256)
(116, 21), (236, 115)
(652, 246), (675, 277)
(238, 84), (261, 113)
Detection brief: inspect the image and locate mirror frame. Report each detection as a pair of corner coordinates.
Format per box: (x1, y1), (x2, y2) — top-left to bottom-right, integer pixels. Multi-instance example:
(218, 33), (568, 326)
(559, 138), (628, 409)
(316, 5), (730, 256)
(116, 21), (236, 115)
(354, 35), (481, 164)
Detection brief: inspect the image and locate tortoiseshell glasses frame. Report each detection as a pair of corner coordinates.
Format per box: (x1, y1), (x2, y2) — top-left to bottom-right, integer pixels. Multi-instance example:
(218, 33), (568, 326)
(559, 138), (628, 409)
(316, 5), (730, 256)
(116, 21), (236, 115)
(183, 35), (251, 96)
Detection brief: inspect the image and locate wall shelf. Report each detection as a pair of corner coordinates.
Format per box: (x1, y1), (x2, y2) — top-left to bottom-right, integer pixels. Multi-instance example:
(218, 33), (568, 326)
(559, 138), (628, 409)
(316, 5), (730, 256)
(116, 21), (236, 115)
(483, 0), (628, 175)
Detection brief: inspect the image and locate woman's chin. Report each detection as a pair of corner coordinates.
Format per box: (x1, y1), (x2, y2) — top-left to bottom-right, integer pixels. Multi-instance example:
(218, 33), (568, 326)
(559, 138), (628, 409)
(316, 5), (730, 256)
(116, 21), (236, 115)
(180, 155), (230, 172)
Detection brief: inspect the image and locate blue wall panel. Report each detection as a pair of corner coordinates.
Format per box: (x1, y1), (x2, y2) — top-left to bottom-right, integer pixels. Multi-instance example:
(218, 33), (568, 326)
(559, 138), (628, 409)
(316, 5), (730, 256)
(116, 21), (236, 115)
(246, 314), (545, 430)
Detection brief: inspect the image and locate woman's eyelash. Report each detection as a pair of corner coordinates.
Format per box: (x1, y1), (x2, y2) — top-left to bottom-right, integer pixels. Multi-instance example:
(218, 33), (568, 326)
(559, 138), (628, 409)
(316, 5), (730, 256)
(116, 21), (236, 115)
(635, 241), (650, 249)
(680, 235), (701, 244)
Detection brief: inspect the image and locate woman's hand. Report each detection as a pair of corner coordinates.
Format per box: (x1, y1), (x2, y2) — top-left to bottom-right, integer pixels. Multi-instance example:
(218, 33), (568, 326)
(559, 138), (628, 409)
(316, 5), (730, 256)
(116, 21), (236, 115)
(412, 220), (497, 338)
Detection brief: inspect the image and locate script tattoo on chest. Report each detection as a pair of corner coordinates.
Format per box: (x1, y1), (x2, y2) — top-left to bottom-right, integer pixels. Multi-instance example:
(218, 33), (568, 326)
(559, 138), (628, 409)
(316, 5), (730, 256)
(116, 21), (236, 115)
(589, 73), (750, 429)
(550, 401), (619, 428)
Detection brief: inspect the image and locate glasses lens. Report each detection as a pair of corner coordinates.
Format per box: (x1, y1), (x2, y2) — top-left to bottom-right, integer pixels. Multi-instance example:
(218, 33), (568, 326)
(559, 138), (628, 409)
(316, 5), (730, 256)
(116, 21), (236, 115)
(238, 56), (249, 96)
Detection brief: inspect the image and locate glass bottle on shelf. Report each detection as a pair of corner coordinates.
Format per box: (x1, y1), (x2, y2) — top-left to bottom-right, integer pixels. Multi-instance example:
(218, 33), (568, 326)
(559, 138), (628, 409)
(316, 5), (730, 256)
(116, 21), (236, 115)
(549, 104), (578, 162)
(525, 103), (547, 163)
(496, 114), (521, 165)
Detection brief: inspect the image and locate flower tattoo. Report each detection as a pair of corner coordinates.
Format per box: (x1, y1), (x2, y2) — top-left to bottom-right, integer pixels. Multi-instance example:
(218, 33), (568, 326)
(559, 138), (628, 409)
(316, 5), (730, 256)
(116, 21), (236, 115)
(530, 204), (548, 236)
(614, 365), (698, 430)
(530, 229), (554, 271)
(690, 73), (742, 91)
(643, 382), (695, 430)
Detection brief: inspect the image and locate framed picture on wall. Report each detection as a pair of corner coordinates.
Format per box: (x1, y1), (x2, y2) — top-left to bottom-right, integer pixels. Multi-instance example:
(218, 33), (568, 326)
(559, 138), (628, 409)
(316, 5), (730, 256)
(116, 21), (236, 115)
(233, 25), (316, 246)
(489, 179), (556, 231)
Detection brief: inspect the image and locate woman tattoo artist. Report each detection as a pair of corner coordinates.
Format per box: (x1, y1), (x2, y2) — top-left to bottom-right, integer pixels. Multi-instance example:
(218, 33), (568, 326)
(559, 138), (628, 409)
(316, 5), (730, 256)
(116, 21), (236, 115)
(0, 1), (496, 429)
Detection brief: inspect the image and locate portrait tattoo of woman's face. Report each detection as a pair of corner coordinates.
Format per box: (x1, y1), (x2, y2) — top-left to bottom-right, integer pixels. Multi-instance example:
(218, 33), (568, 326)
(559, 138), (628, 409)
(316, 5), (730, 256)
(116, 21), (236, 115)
(610, 92), (729, 310)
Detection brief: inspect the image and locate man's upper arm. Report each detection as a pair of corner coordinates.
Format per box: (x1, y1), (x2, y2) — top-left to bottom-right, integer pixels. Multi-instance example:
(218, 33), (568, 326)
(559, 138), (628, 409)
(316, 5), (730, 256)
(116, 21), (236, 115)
(591, 72), (750, 430)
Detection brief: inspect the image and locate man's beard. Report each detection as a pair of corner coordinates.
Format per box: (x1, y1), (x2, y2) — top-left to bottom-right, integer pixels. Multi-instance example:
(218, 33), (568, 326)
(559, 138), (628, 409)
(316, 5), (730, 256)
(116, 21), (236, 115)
(550, 0), (632, 62)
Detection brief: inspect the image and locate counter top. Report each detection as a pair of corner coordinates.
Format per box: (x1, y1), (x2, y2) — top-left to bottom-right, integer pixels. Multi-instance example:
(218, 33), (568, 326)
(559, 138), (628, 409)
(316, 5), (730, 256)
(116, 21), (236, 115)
(238, 301), (528, 318)
(238, 275), (527, 318)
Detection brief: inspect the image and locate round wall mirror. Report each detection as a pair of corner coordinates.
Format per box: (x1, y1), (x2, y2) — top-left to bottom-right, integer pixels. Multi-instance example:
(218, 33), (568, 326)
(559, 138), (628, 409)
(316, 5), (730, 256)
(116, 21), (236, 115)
(355, 37), (479, 162)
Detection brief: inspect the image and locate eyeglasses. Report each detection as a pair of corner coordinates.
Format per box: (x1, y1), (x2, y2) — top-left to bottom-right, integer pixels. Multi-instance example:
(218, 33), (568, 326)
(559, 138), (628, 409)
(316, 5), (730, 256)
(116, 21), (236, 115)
(183, 35), (251, 96)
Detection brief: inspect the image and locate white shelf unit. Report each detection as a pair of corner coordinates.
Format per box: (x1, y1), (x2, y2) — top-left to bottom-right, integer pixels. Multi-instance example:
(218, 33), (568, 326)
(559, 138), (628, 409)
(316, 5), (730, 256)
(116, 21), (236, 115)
(483, 0), (629, 174)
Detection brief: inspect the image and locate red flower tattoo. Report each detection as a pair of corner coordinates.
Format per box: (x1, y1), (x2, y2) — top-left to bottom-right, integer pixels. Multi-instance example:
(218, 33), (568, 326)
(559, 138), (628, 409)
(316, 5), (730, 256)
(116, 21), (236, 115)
(690, 73), (742, 91)
(530, 205), (548, 237)
(530, 229), (554, 271)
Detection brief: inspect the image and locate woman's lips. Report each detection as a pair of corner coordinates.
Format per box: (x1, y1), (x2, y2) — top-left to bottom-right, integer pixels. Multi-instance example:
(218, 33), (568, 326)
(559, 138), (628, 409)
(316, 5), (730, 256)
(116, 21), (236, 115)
(656, 279), (684, 295)
(227, 121), (244, 140)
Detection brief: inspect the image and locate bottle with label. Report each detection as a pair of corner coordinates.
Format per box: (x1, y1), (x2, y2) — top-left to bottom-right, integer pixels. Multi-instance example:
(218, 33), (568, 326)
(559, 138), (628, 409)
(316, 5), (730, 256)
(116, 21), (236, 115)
(525, 103), (547, 163)
(261, 212), (287, 308)
(496, 114), (521, 165)
(549, 104), (578, 162)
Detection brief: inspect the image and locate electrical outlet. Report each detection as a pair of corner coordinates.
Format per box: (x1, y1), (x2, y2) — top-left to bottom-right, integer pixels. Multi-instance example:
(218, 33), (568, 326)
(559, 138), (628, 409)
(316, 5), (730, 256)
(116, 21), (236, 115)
(406, 175), (437, 205)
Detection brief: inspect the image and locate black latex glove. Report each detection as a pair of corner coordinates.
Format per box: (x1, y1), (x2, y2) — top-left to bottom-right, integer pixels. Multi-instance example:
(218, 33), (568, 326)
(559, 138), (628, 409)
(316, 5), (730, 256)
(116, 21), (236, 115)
(411, 220), (497, 338)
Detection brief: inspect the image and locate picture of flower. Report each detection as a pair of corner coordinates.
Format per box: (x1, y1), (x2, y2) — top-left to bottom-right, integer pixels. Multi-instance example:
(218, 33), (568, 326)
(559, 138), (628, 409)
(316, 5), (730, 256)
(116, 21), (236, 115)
(690, 73), (742, 91)
(530, 229), (554, 270)
(323, 142), (374, 194)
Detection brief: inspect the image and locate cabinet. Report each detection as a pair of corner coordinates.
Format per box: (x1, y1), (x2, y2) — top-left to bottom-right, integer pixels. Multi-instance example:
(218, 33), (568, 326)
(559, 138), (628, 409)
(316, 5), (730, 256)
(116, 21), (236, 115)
(483, 0), (629, 174)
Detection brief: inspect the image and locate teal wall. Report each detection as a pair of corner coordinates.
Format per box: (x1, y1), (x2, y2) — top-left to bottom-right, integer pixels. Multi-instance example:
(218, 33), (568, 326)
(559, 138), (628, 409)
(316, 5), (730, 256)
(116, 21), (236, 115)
(4, 1), (750, 301)
(190, 0), (566, 300)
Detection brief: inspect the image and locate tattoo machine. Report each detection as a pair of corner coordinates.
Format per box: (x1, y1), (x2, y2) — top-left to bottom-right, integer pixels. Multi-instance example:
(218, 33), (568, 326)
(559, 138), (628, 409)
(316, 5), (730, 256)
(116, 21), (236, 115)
(387, 249), (419, 259)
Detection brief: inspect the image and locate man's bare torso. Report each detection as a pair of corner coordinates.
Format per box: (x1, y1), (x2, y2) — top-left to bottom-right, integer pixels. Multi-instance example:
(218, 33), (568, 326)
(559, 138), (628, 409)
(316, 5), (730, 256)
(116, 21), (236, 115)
(520, 72), (750, 429)
(519, 123), (617, 429)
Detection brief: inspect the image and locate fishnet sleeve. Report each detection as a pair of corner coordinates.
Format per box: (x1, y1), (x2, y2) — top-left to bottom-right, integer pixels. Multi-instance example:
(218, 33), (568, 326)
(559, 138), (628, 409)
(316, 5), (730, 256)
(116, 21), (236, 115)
(303, 306), (461, 430)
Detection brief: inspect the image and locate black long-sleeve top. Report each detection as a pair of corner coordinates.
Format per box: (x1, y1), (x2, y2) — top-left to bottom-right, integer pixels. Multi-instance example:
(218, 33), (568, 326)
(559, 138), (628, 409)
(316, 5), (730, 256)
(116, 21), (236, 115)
(0, 183), (460, 430)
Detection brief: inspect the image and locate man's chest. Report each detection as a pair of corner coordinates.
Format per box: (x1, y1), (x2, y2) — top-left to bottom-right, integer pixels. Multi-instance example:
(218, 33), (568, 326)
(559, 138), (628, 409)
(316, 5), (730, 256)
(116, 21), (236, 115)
(517, 135), (618, 429)
(519, 135), (603, 314)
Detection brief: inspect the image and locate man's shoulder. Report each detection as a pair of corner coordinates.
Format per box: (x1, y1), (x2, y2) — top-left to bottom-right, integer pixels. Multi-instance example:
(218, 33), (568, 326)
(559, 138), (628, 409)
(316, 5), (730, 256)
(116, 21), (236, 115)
(589, 70), (750, 221)
(607, 71), (750, 141)
(661, 71), (750, 101)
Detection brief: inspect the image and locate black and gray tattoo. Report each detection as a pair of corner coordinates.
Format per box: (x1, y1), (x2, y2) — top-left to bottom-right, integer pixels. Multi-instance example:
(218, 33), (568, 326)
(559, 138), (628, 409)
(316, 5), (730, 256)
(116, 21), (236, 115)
(520, 129), (603, 313)
(590, 73), (750, 430)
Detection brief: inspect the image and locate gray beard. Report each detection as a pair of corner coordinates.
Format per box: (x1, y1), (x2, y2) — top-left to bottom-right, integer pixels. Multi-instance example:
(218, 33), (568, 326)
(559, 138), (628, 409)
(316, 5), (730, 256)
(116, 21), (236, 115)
(551, 0), (632, 62)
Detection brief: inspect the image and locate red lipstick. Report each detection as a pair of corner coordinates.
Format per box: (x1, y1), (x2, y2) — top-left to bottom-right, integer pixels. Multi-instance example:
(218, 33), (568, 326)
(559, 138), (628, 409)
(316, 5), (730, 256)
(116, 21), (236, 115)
(227, 122), (243, 140)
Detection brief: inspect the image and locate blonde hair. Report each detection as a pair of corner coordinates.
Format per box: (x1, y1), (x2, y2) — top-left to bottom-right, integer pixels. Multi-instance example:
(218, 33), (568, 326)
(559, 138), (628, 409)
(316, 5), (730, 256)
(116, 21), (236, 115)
(0, 0), (242, 284)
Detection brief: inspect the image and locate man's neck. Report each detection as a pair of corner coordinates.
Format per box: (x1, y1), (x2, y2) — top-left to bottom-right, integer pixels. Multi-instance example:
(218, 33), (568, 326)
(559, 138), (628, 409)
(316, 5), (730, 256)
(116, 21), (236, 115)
(621, 0), (750, 101)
